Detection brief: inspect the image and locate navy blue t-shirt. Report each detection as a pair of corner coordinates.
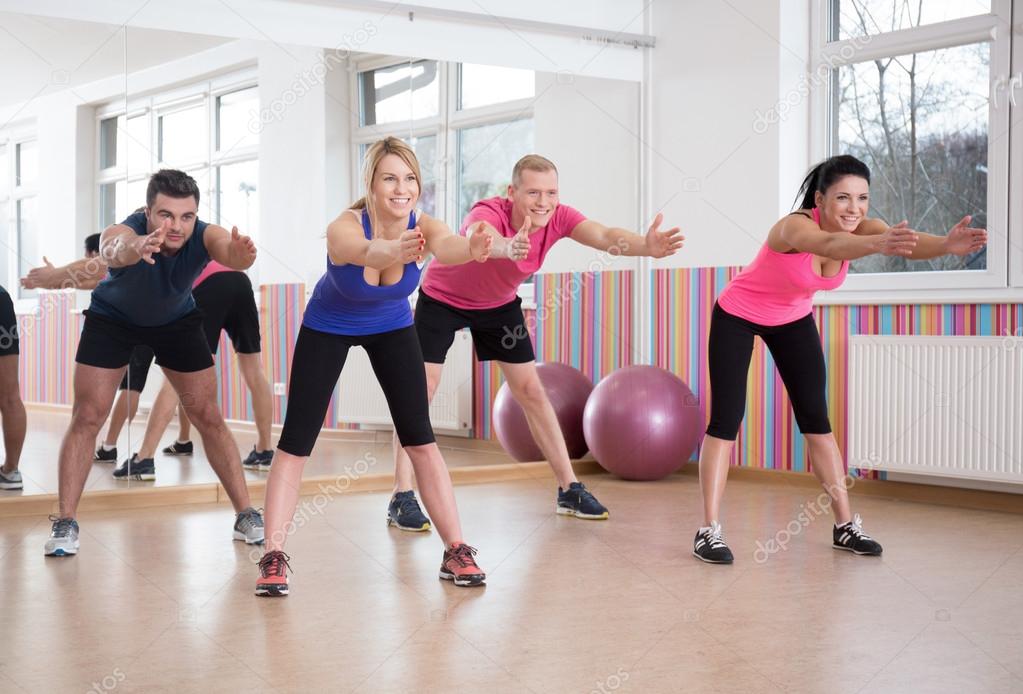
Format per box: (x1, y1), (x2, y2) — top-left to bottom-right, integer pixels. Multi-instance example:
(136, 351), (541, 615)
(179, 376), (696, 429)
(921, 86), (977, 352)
(88, 212), (211, 327)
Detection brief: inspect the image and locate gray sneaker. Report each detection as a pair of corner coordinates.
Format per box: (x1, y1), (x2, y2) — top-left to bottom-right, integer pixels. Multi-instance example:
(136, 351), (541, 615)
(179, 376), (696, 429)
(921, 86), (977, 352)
(233, 507), (265, 545)
(0, 468), (23, 490)
(44, 516), (80, 556)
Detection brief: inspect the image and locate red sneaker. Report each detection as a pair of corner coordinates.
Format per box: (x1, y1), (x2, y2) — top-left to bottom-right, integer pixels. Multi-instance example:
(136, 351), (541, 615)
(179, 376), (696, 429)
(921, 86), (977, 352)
(439, 543), (486, 587)
(255, 550), (292, 597)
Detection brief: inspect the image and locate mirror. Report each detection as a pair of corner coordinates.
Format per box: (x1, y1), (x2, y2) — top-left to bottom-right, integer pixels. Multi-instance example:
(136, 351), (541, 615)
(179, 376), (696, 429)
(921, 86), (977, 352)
(0, 18), (641, 500)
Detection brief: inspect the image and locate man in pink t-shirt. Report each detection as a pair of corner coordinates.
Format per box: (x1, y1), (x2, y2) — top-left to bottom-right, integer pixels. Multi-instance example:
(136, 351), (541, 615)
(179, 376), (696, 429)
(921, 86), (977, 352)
(388, 154), (683, 528)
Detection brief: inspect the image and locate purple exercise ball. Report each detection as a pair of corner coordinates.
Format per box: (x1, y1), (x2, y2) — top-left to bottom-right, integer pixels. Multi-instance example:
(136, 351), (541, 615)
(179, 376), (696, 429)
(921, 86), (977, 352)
(492, 362), (594, 463)
(583, 365), (702, 481)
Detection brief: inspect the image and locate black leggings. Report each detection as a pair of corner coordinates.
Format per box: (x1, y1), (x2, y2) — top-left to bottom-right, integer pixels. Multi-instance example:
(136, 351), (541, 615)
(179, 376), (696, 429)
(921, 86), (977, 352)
(705, 303), (831, 440)
(277, 325), (436, 456)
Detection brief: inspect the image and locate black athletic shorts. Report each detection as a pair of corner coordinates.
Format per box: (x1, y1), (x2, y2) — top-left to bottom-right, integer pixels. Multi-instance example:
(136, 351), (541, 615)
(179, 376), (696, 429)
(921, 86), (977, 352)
(118, 345), (155, 392)
(76, 310), (214, 374)
(0, 286), (17, 357)
(193, 271), (261, 355)
(414, 290), (535, 364)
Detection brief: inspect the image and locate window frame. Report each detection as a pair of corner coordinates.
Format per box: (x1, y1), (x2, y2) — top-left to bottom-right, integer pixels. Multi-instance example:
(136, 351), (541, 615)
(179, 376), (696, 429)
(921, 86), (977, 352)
(810, 0), (1015, 298)
(0, 126), (39, 300)
(95, 68), (258, 234)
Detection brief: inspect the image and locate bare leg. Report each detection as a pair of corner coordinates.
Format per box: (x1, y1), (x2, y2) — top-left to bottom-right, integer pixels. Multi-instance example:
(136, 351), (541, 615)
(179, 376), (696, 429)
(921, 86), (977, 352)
(58, 365), (125, 517)
(263, 451), (305, 552)
(237, 352), (273, 451)
(405, 443), (463, 546)
(698, 434), (733, 526)
(0, 355), (27, 473)
(102, 389), (139, 447)
(178, 403), (192, 441)
(161, 366), (251, 512)
(805, 433), (852, 525)
(134, 379), (180, 459)
(498, 360), (577, 488)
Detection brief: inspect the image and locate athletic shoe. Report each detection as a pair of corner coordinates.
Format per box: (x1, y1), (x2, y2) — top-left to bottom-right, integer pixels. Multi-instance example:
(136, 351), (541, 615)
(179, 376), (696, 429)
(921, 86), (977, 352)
(93, 446), (118, 463)
(693, 521), (734, 564)
(242, 447), (274, 471)
(162, 440), (193, 456)
(255, 550), (291, 597)
(0, 468), (22, 490)
(556, 482), (609, 519)
(44, 516), (79, 556)
(439, 543), (486, 587)
(833, 514), (883, 556)
(386, 490), (432, 532)
(112, 454), (155, 481)
(233, 507), (265, 545)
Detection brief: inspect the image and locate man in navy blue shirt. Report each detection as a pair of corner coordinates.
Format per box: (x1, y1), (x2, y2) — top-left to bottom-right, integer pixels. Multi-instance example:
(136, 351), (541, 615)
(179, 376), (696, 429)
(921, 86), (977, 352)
(44, 169), (265, 556)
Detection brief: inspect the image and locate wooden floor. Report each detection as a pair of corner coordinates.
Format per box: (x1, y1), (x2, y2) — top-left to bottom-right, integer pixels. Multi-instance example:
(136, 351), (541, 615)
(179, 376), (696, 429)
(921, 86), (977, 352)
(0, 472), (1020, 693)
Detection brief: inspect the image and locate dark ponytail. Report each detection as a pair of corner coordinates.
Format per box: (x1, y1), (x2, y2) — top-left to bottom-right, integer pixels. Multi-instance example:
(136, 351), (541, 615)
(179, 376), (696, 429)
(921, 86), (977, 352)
(794, 155), (871, 210)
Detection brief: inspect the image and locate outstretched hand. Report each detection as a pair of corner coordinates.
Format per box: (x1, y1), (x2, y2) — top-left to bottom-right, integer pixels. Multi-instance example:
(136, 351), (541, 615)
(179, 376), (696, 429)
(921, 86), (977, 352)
(877, 221), (918, 257)
(644, 213), (684, 258)
(508, 215), (531, 261)
(399, 226), (425, 263)
(468, 222), (493, 262)
(20, 256), (57, 289)
(944, 215), (987, 256)
(228, 226), (257, 266)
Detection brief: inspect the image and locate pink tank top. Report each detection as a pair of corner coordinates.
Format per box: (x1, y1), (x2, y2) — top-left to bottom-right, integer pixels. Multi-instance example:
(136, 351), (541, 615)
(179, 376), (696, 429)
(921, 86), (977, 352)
(717, 208), (849, 326)
(192, 260), (234, 288)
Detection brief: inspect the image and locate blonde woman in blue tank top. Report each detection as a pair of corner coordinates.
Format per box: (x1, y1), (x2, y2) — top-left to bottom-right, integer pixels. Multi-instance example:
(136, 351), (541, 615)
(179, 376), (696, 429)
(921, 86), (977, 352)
(256, 137), (493, 595)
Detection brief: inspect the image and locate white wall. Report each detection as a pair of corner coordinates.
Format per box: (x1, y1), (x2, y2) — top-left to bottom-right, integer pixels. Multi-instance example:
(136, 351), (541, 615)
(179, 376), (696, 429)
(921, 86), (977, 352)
(647, 0), (806, 270)
(534, 73), (640, 274)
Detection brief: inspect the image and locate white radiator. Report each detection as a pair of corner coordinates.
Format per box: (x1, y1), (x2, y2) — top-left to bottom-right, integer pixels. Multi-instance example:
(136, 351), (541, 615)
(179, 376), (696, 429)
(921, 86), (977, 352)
(848, 335), (1023, 483)
(336, 330), (473, 435)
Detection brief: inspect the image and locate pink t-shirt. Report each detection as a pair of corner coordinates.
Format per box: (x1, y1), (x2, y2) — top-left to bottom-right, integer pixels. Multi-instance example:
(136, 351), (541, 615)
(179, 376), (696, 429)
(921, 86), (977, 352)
(421, 197), (586, 310)
(192, 260), (234, 288)
(717, 208), (849, 326)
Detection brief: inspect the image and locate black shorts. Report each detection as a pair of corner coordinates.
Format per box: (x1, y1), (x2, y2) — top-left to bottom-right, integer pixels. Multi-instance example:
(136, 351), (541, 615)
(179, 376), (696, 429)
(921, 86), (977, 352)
(414, 290), (535, 364)
(0, 286), (17, 357)
(277, 325), (435, 456)
(119, 346), (155, 392)
(193, 272), (261, 355)
(76, 310), (214, 374)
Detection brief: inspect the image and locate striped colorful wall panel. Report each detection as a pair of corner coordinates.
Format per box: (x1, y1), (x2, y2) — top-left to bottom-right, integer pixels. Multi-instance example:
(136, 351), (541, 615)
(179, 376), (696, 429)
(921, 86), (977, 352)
(16, 291), (79, 405)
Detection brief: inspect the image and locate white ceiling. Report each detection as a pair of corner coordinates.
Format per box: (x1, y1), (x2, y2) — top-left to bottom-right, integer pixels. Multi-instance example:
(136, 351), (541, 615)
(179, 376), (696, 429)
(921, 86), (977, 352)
(0, 12), (229, 106)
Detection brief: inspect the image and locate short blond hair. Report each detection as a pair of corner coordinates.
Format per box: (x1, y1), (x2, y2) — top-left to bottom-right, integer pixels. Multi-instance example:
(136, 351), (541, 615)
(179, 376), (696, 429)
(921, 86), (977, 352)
(512, 154), (557, 186)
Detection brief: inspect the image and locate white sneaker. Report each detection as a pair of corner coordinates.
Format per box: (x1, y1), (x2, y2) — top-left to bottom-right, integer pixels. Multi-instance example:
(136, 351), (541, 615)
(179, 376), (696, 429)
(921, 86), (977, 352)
(44, 516), (80, 556)
(0, 468), (22, 490)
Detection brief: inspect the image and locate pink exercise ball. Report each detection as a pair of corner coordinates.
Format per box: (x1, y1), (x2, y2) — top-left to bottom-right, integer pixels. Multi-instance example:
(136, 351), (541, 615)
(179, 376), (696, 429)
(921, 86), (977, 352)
(583, 365), (702, 481)
(492, 362), (594, 463)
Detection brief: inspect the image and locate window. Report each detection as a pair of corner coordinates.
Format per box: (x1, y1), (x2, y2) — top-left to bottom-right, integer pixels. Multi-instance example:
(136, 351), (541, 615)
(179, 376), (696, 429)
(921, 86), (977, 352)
(0, 136), (38, 298)
(816, 1), (1013, 292)
(353, 59), (535, 226)
(96, 71), (258, 243)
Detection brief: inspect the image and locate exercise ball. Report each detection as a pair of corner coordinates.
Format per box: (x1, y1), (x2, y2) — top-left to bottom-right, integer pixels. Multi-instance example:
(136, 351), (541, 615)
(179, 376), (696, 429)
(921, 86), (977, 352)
(492, 362), (594, 462)
(583, 365), (702, 481)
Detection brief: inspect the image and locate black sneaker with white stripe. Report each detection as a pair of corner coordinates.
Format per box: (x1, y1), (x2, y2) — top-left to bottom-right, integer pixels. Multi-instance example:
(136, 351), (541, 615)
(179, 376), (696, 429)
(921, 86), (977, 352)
(693, 521), (734, 564)
(833, 514), (882, 555)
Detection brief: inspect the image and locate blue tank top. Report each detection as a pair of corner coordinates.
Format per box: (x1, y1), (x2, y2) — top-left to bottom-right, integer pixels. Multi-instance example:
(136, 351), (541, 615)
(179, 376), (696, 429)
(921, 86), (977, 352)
(302, 209), (422, 336)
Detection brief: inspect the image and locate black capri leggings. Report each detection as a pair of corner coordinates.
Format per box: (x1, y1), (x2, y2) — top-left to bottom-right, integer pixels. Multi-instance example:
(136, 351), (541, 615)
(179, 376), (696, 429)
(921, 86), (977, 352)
(277, 325), (436, 456)
(705, 303), (831, 440)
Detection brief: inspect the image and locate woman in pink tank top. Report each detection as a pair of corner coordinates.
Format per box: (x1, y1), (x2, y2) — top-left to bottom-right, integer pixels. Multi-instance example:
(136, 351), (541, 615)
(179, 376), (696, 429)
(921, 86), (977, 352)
(691, 155), (987, 565)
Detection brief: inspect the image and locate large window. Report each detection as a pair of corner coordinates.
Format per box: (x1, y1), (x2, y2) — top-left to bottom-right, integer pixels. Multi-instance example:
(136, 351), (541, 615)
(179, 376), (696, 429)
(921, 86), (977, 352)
(817, 1), (1015, 292)
(353, 59), (535, 225)
(0, 133), (38, 298)
(96, 73), (259, 245)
